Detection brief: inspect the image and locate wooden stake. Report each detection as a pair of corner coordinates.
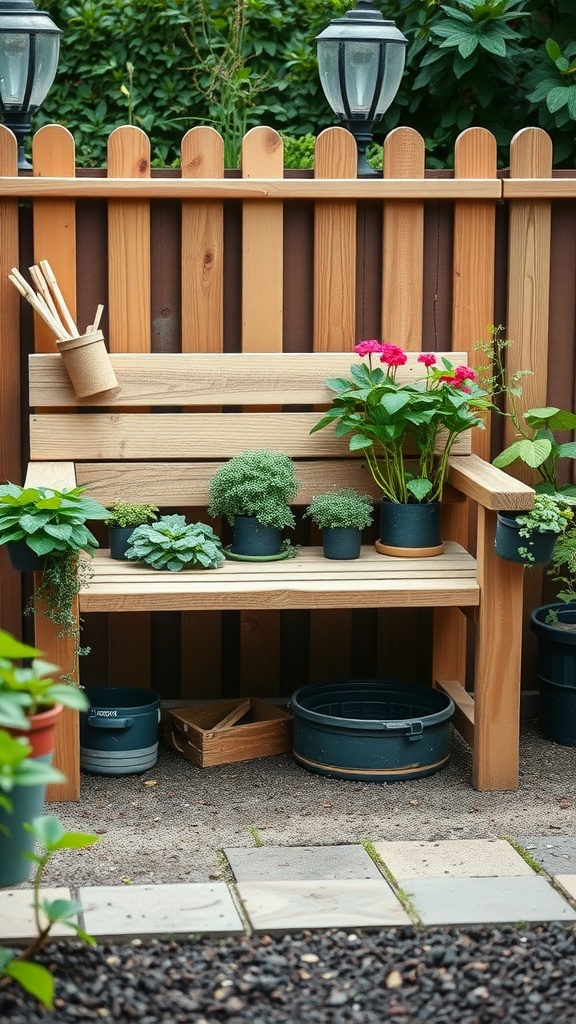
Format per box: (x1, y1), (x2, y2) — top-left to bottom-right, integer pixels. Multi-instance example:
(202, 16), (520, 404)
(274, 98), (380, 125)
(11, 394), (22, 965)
(39, 258), (78, 336)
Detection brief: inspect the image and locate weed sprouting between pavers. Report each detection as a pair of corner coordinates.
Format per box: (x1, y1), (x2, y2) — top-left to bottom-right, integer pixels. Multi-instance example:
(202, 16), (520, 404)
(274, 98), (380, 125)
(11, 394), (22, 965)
(362, 839), (422, 926)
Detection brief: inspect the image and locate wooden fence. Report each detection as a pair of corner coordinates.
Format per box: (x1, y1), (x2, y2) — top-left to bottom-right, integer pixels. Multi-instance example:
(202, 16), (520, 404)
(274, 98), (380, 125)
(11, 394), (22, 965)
(0, 122), (575, 699)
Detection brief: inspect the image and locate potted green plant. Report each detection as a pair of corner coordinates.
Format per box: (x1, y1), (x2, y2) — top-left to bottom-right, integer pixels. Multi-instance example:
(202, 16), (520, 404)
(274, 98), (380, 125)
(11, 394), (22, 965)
(311, 342), (492, 556)
(126, 514), (224, 570)
(207, 450), (300, 558)
(0, 627), (89, 887)
(105, 500), (159, 560)
(0, 483), (110, 677)
(304, 487), (373, 560)
(494, 493), (573, 566)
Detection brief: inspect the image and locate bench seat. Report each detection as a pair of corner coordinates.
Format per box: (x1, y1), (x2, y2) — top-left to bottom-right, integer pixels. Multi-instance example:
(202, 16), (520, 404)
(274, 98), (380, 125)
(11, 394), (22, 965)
(81, 543), (479, 612)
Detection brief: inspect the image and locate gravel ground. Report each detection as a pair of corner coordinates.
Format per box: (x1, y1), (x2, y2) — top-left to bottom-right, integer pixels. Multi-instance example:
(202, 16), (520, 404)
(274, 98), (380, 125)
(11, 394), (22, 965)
(2, 925), (576, 1023)
(40, 720), (576, 887)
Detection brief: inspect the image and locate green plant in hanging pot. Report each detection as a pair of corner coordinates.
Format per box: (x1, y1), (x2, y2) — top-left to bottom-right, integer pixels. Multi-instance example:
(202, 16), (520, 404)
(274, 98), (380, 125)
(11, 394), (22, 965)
(304, 487), (373, 560)
(494, 493), (573, 566)
(208, 450), (300, 558)
(105, 500), (159, 560)
(126, 515), (224, 570)
(0, 483), (110, 677)
(311, 342), (492, 557)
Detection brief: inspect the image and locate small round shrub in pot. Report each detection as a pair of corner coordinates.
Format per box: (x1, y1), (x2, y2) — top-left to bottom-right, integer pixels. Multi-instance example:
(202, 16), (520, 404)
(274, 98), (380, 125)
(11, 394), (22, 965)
(207, 450), (299, 557)
(305, 487), (373, 560)
(126, 514), (224, 570)
(105, 500), (159, 560)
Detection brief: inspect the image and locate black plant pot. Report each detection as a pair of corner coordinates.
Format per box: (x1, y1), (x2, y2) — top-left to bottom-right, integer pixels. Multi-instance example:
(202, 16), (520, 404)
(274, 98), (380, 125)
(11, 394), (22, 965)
(109, 526), (136, 560)
(321, 527), (362, 560)
(231, 516), (282, 557)
(495, 513), (558, 566)
(377, 501), (443, 557)
(6, 540), (46, 572)
(531, 602), (576, 746)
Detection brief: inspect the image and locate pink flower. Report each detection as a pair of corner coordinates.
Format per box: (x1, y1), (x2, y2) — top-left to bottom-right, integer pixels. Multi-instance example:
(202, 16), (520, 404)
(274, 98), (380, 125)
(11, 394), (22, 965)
(418, 352), (436, 367)
(354, 340), (385, 358)
(380, 343), (407, 368)
(455, 365), (476, 382)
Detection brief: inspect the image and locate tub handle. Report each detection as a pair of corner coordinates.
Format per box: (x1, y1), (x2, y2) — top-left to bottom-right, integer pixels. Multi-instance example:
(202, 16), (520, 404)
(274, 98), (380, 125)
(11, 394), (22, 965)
(87, 715), (134, 729)
(381, 720), (423, 741)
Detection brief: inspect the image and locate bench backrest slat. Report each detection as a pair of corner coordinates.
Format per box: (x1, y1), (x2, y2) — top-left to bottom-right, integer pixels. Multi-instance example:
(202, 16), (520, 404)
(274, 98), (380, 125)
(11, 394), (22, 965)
(29, 351), (471, 407)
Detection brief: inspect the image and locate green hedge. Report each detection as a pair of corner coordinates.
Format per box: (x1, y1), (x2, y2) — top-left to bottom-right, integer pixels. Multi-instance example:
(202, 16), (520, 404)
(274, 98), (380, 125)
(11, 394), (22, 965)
(34, 0), (576, 168)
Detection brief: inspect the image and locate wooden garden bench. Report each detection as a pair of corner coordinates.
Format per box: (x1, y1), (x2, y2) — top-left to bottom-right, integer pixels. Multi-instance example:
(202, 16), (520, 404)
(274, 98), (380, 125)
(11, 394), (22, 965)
(26, 349), (534, 800)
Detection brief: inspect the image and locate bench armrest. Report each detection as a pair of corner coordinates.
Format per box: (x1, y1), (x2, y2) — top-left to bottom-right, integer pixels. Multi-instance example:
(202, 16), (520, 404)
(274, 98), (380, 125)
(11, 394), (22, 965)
(25, 461), (78, 491)
(447, 454), (535, 511)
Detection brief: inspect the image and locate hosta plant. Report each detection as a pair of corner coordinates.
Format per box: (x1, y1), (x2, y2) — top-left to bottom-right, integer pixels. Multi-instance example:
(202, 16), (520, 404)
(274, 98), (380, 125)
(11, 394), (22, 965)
(0, 629), (88, 731)
(126, 515), (224, 571)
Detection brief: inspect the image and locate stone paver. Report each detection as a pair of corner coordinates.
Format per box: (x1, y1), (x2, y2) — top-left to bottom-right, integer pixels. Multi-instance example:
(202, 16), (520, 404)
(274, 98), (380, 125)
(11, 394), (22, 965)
(401, 876), (576, 926)
(0, 888), (75, 941)
(236, 878), (411, 932)
(554, 875), (576, 901)
(225, 844), (382, 882)
(518, 836), (576, 874)
(373, 839), (534, 878)
(80, 883), (245, 938)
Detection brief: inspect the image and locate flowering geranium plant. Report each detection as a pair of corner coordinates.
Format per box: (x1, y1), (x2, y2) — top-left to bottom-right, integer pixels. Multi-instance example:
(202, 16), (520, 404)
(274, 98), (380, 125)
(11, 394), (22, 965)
(311, 341), (493, 504)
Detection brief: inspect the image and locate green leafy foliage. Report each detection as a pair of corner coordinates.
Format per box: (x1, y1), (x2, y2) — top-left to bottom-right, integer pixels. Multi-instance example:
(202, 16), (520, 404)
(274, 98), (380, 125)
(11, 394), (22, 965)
(0, 815), (99, 1008)
(312, 344), (492, 504)
(208, 451), (299, 528)
(0, 730), (64, 801)
(32, 0), (576, 168)
(104, 500), (159, 528)
(0, 484), (109, 559)
(305, 488), (374, 529)
(126, 515), (225, 570)
(0, 627), (89, 727)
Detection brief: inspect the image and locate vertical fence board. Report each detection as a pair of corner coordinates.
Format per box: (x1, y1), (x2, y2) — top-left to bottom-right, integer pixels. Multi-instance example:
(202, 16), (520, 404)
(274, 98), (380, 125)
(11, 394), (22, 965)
(453, 128), (497, 461)
(241, 127), (284, 351)
(507, 128), (553, 688)
(32, 125), (77, 350)
(0, 126), (22, 638)
(382, 127), (425, 349)
(180, 127), (225, 697)
(314, 128), (357, 350)
(311, 128), (358, 683)
(107, 126), (151, 352)
(239, 127), (285, 696)
(181, 127), (224, 353)
(107, 126), (152, 687)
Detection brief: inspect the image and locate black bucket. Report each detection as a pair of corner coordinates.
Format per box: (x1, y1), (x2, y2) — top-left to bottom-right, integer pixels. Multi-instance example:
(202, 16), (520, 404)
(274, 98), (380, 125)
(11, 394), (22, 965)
(531, 603), (576, 746)
(80, 687), (161, 775)
(289, 679), (454, 782)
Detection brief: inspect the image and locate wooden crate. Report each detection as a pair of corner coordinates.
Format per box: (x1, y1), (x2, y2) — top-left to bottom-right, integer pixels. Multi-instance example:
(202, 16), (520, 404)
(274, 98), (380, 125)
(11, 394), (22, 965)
(163, 698), (293, 768)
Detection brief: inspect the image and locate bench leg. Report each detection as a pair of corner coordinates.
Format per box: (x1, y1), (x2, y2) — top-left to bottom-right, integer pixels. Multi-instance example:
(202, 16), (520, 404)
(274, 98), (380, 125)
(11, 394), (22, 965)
(473, 507), (523, 791)
(33, 573), (80, 802)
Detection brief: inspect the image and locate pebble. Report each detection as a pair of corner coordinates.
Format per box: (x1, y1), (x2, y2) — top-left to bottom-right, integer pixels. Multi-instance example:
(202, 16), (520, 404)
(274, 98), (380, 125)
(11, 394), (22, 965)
(1, 924), (576, 1023)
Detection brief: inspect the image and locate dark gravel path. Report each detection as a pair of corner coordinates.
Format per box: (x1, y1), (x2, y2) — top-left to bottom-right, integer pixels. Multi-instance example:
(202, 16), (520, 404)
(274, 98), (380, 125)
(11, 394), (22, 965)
(2, 924), (576, 1023)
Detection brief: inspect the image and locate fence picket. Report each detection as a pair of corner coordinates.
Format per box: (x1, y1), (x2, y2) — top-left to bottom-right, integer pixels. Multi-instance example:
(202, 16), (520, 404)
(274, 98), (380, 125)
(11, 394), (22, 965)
(181, 127), (224, 353)
(314, 128), (357, 350)
(181, 127), (225, 697)
(107, 126), (153, 688)
(453, 128), (497, 462)
(382, 127), (425, 349)
(239, 127), (285, 696)
(32, 125), (77, 351)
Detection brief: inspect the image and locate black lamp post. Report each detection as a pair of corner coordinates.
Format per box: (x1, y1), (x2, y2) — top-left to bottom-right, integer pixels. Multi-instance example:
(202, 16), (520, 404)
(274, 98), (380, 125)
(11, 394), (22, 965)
(0, 0), (60, 169)
(316, 0), (407, 177)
